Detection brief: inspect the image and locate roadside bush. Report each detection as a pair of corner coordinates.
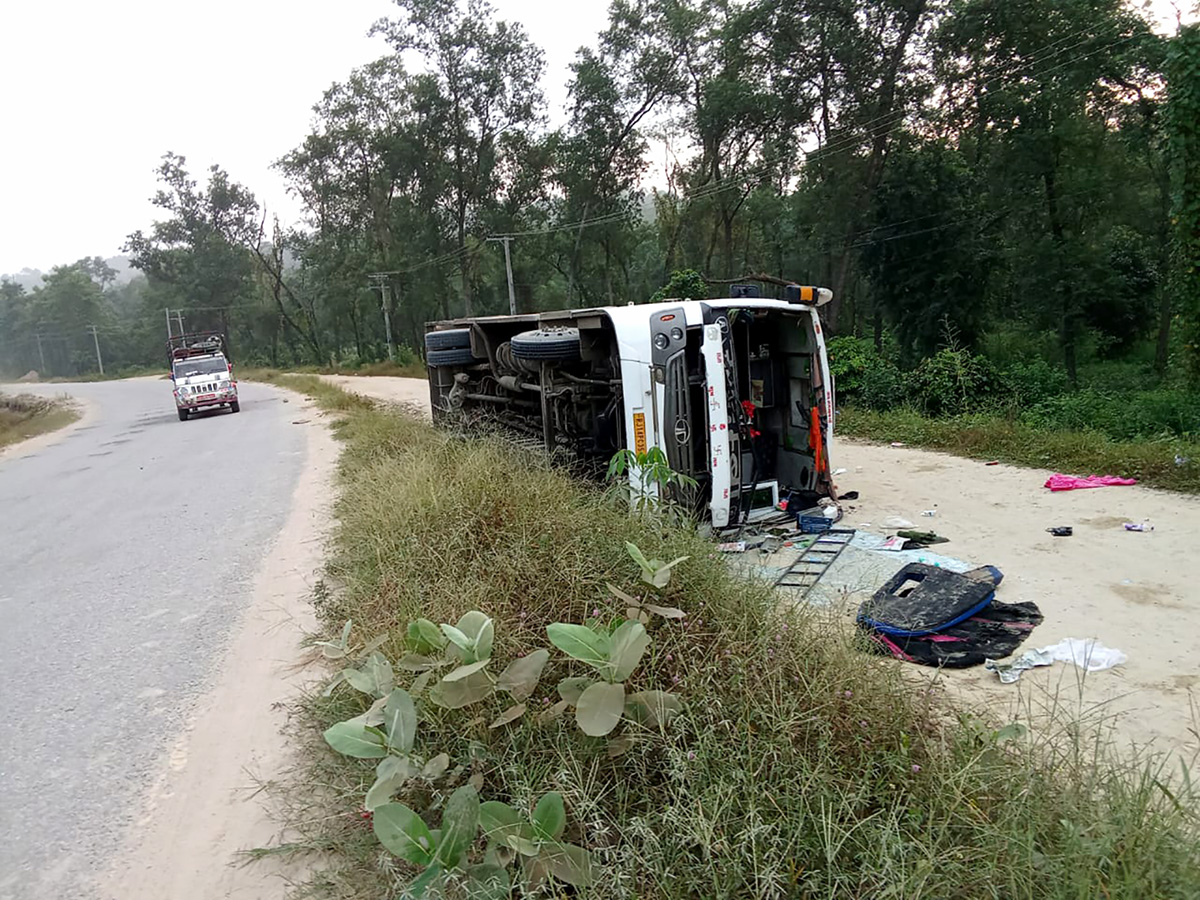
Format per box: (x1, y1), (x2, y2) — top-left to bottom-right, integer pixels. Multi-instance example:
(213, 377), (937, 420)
(1024, 388), (1200, 440)
(999, 358), (1069, 408)
(905, 346), (997, 416)
(826, 335), (905, 410)
(275, 382), (1200, 899)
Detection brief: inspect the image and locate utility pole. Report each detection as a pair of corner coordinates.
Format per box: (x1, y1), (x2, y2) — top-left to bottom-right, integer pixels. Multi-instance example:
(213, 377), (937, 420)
(86, 325), (104, 375)
(34, 333), (46, 372)
(174, 310), (185, 336)
(369, 274), (395, 360)
(165, 307), (173, 339)
(487, 237), (517, 315)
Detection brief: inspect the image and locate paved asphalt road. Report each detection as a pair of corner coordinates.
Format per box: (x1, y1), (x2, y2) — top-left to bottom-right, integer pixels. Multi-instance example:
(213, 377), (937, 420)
(0, 379), (306, 899)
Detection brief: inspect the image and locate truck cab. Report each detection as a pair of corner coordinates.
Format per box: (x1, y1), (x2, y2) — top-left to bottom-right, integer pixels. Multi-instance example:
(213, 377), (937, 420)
(424, 284), (836, 528)
(169, 333), (240, 421)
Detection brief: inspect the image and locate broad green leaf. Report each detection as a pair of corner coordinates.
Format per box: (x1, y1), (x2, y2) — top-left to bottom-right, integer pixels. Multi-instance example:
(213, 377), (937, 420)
(557, 676), (592, 704)
(521, 855), (551, 892)
(539, 699), (570, 723)
(647, 555), (690, 588)
(435, 785), (480, 868)
(409, 618), (446, 654)
(407, 863), (444, 898)
(575, 681), (625, 736)
(421, 752), (450, 780)
(430, 669), (494, 709)
(323, 720), (387, 758)
(365, 757), (413, 810)
(532, 792), (566, 841)
(383, 688), (417, 753)
(479, 800), (523, 844)
(995, 722), (1028, 744)
(410, 669), (435, 697)
(340, 619), (352, 647)
(624, 541), (653, 575)
(443, 659), (491, 682)
(457, 611), (495, 660)
(496, 649), (549, 701)
(506, 831), (541, 857)
(322, 671), (346, 696)
(373, 803), (435, 865)
(363, 694), (389, 727)
(365, 652), (394, 696)
(489, 703), (527, 729)
(342, 666), (377, 694)
(441, 624), (473, 653)
(317, 641), (347, 660)
(397, 652), (439, 672)
(644, 603), (686, 619)
(464, 864), (511, 900)
(546, 623), (609, 669)
(607, 582), (639, 605)
(544, 842), (594, 886)
(608, 620), (650, 682)
(625, 690), (682, 729)
(378, 754), (412, 781)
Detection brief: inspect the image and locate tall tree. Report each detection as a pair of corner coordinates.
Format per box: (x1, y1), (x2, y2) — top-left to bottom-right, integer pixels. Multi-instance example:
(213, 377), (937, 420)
(371, 0), (545, 315)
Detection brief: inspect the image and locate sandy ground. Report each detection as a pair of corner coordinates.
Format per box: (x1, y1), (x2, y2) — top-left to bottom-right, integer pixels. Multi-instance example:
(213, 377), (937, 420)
(322, 375), (1200, 760)
(833, 439), (1200, 760)
(97, 396), (339, 899)
(320, 373), (432, 418)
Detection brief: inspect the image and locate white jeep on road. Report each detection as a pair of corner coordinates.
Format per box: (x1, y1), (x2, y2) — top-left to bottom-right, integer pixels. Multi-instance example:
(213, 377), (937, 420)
(169, 333), (240, 421)
(424, 284), (837, 527)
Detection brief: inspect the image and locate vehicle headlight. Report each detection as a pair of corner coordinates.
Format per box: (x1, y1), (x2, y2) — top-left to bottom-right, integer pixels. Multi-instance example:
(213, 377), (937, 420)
(177, 386), (190, 396)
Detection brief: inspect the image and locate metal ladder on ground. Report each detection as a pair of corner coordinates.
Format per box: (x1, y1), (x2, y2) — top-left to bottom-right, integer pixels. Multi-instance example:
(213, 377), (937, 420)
(773, 529), (856, 598)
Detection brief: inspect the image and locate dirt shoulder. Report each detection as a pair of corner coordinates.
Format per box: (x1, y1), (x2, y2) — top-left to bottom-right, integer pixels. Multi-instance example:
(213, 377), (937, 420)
(0, 391), (87, 457)
(98, 397), (339, 900)
(319, 374), (431, 417)
(835, 438), (1200, 759)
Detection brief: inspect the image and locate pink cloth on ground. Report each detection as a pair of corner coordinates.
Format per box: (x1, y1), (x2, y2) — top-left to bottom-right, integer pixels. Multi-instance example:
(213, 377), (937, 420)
(1043, 473), (1138, 492)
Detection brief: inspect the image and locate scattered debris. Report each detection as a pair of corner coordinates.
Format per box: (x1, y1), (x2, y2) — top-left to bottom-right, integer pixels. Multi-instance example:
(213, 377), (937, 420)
(985, 460), (1000, 466)
(883, 516), (914, 529)
(858, 564), (1044, 668)
(890, 442), (906, 448)
(292, 419), (310, 425)
(878, 536), (908, 551)
(1037, 638), (1126, 672)
(1044, 473), (1138, 491)
(896, 530), (948, 547)
(921, 509), (937, 517)
(1123, 522), (1154, 532)
(1176, 455), (1190, 467)
(837, 490), (860, 501)
(832, 467), (847, 476)
(1046, 526), (1073, 537)
(985, 649), (1054, 683)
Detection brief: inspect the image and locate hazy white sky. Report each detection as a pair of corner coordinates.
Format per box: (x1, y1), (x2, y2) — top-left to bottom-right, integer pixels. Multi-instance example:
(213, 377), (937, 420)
(0, 0), (1193, 274)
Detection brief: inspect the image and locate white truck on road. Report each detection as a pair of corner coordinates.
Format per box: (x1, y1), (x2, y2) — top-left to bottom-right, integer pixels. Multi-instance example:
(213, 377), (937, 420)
(168, 332), (240, 421)
(424, 283), (837, 527)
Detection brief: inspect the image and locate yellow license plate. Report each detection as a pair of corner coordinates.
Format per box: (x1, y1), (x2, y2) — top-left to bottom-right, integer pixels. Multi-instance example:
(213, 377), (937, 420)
(633, 412), (647, 455)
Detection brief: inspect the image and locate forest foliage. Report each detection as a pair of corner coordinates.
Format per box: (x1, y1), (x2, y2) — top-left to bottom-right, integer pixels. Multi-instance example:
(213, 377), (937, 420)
(3, 0), (1199, 422)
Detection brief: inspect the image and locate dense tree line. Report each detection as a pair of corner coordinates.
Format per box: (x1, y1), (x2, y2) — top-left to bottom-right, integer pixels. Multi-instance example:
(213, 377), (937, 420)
(3, 0), (1199, 385)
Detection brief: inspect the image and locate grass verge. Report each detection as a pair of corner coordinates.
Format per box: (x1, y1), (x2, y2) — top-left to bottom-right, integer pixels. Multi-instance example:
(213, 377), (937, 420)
(838, 405), (1200, 494)
(0, 393), (79, 451)
(270, 380), (1200, 899)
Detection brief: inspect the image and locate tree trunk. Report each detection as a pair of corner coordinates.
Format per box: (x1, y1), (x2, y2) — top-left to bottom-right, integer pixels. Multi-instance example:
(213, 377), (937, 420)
(827, 0), (928, 331)
(1043, 150), (1078, 386)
